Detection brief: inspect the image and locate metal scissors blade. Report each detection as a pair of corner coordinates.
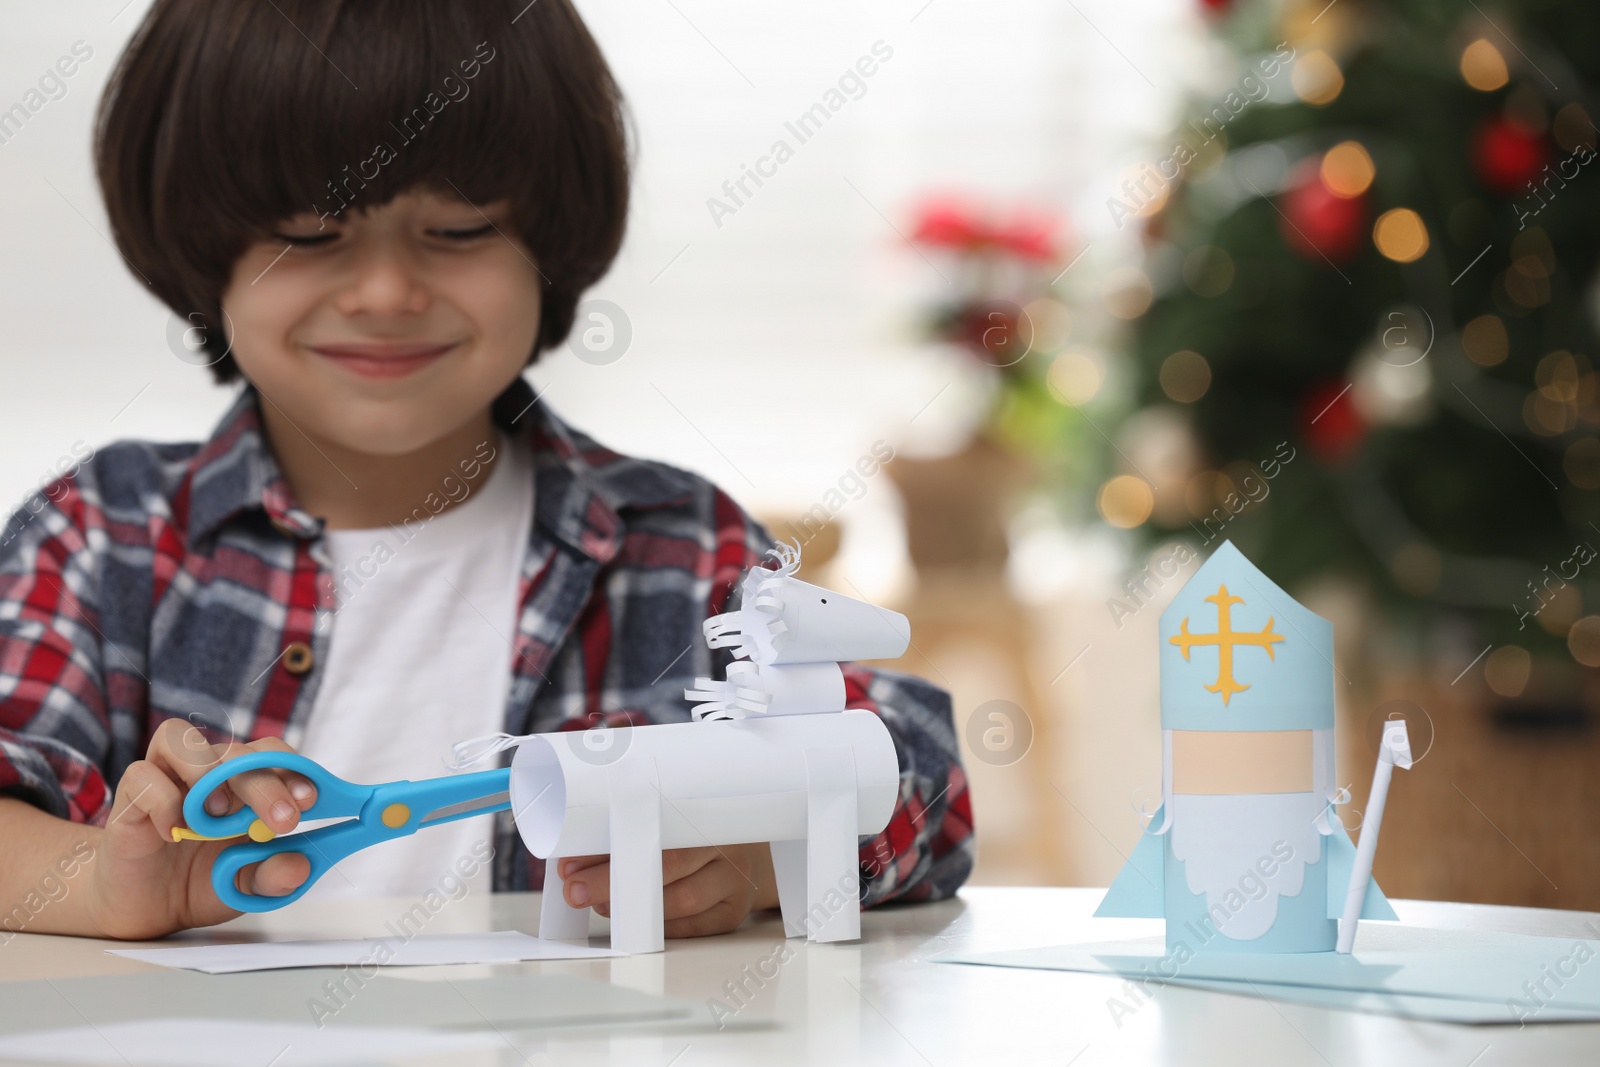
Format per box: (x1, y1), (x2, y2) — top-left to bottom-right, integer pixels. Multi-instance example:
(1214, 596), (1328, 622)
(420, 790), (511, 825)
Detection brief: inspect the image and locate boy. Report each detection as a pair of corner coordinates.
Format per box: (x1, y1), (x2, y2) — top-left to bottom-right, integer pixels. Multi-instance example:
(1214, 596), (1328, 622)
(0, 0), (972, 941)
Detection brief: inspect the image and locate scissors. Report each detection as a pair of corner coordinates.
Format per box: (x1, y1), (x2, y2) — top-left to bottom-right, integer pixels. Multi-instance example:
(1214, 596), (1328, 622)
(173, 752), (510, 912)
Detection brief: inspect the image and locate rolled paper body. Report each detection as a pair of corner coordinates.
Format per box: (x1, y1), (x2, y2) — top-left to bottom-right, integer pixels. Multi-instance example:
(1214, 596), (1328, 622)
(508, 709), (899, 859)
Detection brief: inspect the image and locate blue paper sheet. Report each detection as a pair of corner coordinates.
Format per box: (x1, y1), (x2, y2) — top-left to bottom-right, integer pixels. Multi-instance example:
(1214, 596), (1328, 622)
(937, 924), (1600, 1025)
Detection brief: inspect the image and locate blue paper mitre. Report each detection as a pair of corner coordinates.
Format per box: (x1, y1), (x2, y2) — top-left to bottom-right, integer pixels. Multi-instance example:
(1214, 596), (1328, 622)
(1159, 541), (1333, 732)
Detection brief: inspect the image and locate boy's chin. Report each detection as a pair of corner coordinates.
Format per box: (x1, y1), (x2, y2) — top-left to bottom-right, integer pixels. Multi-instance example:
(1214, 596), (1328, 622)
(284, 393), (495, 458)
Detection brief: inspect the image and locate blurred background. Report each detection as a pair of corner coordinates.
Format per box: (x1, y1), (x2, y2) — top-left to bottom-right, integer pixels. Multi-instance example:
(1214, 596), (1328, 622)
(2, 0), (1597, 908)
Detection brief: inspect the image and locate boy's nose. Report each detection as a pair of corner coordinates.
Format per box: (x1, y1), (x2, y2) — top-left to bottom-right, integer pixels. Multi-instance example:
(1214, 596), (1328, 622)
(336, 250), (432, 317)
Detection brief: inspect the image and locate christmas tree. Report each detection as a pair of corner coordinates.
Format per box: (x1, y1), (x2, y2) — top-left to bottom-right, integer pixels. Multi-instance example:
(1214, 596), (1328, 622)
(1121, 0), (1600, 690)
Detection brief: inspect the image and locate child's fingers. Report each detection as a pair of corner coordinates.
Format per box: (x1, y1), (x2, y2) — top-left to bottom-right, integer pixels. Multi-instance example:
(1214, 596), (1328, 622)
(282, 770), (317, 808)
(205, 747), (304, 835)
(108, 761), (185, 840)
(233, 852), (312, 899)
(662, 857), (738, 922)
(557, 855), (607, 878)
(145, 725), (301, 835)
(661, 846), (718, 886)
(246, 737), (318, 810)
(664, 898), (745, 939)
(563, 859), (611, 909)
(562, 847), (726, 911)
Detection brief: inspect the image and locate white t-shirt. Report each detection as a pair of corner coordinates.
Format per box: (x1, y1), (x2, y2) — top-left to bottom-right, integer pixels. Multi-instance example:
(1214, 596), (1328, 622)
(287, 433), (533, 899)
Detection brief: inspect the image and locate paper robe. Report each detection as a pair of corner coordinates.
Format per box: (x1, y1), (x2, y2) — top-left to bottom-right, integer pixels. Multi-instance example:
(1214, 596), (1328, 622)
(1096, 541), (1398, 953)
(511, 710), (900, 955)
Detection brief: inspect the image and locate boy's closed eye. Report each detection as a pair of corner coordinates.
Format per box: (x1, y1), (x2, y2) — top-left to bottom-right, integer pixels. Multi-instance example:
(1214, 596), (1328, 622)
(270, 220), (499, 248)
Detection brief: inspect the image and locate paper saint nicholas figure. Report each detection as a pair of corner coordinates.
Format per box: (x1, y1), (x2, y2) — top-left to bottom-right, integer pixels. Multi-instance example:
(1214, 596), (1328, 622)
(1095, 541), (1398, 953)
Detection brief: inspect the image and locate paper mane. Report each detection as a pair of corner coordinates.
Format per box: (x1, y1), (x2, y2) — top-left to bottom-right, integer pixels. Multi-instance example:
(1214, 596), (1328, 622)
(687, 543), (911, 719)
(1095, 541), (1398, 954)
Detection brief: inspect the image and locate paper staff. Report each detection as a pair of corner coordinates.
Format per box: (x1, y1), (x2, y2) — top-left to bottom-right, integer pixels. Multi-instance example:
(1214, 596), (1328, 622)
(1336, 718), (1413, 953)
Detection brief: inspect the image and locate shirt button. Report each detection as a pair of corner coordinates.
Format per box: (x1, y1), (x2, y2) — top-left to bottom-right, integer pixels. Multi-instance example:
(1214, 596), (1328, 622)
(283, 642), (315, 675)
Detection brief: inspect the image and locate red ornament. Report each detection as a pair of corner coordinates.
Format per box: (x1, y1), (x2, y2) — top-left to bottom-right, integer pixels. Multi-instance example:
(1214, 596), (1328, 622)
(1278, 164), (1368, 264)
(1198, 0), (1233, 10)
(1472, 116), (1549, 196)
(1301, 381), (1366, 463)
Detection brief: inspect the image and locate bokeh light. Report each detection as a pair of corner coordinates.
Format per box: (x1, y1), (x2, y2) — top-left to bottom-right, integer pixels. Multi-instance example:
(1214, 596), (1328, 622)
(1460, 39), (1509, 91)
(1160, 350), (1212, 403)
(1047, 349), (1104, 406)
(1373, 208), (1429, 262)
(1484, 645), (1531, 697)
(1321, 141), (1375, 198)
(1293, 51), (1345, 106)
(1461, 314), (1508, 366)
(1569, 616), (1600, 667)
(1097, 475), (1154, 528)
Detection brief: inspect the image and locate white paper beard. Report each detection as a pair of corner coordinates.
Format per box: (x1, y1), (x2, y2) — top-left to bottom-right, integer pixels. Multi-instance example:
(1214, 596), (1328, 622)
(1169, 792), (1325, 942)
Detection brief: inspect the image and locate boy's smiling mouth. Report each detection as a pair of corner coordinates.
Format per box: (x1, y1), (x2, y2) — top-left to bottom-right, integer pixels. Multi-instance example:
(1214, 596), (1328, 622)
(307, 340), (460, 380)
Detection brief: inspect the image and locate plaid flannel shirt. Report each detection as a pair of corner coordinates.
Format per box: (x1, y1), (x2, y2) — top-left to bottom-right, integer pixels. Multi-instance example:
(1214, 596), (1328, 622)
(0, 378), (973, 905)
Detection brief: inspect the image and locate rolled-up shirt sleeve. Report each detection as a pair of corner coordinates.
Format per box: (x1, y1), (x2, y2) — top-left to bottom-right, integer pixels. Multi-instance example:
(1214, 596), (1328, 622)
(0, 485), (114, 824)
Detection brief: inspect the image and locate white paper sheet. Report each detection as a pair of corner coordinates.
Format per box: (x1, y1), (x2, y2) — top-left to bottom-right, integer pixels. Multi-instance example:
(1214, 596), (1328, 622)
(0, 1018), (502, 1067)
(108, 930), (621, 974)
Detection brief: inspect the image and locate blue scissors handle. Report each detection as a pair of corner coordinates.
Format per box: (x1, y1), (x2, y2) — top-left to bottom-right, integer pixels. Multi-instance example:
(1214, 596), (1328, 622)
(182, 752), (371, 839)
(180, 752), (510, 913)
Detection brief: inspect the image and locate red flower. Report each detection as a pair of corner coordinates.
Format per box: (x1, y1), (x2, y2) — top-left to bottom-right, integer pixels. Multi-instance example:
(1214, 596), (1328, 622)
(911, 196), (1063, 263)
(911, 198), (987, 250)
(993, 211), (1058, 262)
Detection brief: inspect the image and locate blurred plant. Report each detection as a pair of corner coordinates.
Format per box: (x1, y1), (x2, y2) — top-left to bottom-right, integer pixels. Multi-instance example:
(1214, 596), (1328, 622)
(908, 195), (1085, 461)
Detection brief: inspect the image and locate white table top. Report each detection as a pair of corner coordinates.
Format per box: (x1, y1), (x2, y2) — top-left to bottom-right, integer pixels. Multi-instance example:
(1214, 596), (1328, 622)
(4, 888), (1598, 1066)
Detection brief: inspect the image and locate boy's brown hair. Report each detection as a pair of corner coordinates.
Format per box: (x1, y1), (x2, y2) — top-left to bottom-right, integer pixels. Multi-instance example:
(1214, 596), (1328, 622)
(95, 0), (630, 382)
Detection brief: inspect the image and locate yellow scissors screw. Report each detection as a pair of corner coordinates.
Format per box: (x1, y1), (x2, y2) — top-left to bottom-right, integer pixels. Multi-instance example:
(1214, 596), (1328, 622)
(171, 818), (277, 844)
(381, 803), (411, 829)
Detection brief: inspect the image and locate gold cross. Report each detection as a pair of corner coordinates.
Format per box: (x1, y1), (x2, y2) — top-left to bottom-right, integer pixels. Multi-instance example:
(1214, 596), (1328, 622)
(1169, 584), (1285, 705)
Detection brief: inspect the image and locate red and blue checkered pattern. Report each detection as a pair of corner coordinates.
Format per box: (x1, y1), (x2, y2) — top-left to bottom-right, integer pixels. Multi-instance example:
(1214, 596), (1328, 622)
(0, 378), (974, 905)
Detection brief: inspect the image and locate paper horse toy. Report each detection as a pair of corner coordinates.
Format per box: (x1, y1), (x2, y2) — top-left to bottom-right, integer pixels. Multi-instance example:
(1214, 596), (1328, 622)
(512, 542), (910, 954)
(1095, 540), (1398, 953)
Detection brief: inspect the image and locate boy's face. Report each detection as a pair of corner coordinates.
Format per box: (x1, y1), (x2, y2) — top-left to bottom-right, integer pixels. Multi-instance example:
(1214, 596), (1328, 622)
(221, 189), (542, 456)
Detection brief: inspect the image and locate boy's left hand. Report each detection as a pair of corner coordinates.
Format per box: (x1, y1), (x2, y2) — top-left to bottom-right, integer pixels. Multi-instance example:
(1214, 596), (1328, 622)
(557, 844), (781, 937)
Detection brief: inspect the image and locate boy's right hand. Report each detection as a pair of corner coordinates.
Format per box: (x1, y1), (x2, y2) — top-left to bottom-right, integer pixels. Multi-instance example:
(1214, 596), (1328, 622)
(89, 719), (320, 939)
